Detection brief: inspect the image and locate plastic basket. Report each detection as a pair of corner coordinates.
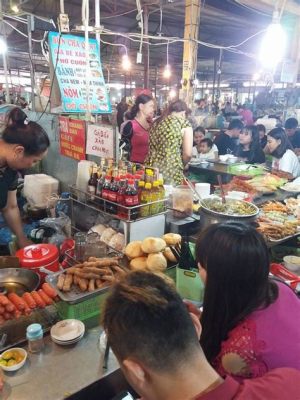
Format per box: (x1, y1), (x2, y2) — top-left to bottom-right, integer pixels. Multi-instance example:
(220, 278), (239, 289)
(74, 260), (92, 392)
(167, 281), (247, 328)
(55, 291), (109, 322)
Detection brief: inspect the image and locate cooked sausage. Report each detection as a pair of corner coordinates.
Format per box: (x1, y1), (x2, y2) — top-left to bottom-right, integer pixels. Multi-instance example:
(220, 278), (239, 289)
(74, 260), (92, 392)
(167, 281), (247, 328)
(5, 298), (16, 313)
(62, 274), (73, 292)
(38, 290), (53, 306)
(88, 279), (95, 292)
(22, 292), (37, 309)
(110, 265), (126, 276)
(31, 291), (46, 308)
(42, 283), (57, 299)
(57, 274), (66, 290)
(7, 293), (26, 311)
(77, 278), (88, 292)
(3, 312), (12, 320)
(0, 294), (8, 306)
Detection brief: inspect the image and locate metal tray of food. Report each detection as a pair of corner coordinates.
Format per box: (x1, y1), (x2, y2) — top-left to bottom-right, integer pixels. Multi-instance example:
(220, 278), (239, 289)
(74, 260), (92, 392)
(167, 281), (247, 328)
(46, 254), (129, 304)
(268, 231), (300, 244)
(46, 270), (110, 304)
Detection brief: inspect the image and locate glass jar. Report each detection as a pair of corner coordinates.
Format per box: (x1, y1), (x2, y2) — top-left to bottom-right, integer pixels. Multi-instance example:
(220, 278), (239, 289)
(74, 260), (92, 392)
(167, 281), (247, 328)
(26, 323), (44, 353)
(84, 232), (107, 260)
(172, 186), (193, 218)
(74, 232), (87, 262)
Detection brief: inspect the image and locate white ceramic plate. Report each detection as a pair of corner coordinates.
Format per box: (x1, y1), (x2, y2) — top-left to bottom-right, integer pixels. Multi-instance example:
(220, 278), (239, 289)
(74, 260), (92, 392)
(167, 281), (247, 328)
(51, 331), (85, 343)
(51, 333), (84, 346)
(51, 335), (83, 346)
(50, 319), (85, 342)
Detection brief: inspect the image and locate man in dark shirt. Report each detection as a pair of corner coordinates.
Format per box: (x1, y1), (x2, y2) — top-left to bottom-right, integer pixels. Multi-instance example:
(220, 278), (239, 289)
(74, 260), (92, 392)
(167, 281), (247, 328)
(102, 272), (300, 400)
(285, 117), (300, 155)
(214, 119), (244, 155)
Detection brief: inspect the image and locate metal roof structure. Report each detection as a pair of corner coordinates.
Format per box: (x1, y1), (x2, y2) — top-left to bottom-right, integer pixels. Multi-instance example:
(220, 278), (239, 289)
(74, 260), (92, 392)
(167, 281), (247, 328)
(0, 0), (298, 89)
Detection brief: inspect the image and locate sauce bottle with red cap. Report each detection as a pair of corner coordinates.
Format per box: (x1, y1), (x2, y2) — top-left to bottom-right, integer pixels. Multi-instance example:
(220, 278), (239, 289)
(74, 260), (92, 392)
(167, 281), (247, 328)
(124, 179), (139, 220)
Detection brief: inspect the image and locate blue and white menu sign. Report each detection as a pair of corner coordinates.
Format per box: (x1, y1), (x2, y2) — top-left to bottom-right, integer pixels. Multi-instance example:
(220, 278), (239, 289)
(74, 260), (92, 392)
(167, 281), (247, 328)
(48, 32), (111, 114)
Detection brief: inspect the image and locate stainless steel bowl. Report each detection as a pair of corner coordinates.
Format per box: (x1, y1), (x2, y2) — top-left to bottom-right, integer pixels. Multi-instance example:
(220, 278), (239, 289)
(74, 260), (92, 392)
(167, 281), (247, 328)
(0, 268), (40, 295)
(199, 198), (259, 230)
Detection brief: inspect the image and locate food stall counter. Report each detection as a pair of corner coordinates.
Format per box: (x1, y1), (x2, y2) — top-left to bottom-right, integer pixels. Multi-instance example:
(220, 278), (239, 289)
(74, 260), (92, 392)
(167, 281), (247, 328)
(2, 328), (121, 400)
(189, 162), (234, 177)
(253, 190), (296, 206)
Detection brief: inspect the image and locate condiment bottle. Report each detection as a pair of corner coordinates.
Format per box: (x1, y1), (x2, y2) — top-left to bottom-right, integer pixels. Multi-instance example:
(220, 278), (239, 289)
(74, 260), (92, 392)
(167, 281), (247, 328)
(138, 180), (145, 202)
(87, 167), (98, 201)
(133, 174), (141, 190)
(140, 183), (152, 217)
(157, 179), (166, 212)
(145, 169), (154, 184)
(117, 175), (127, 218)
(136, 169), (145, 181)
(26, 323), (44, 353)
(108, 177), (119, 215)
(96, 172), (105, 197)
(124, 179), (139, 220)
(101, 175), (111, 200)
(95, 172), (105, 209)
(150, 181), (160, 214)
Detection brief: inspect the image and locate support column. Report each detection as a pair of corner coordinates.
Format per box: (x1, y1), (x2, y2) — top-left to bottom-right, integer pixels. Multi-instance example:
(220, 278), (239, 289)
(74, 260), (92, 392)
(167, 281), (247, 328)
(154, 66), (157, 99)
(180, 0), (201, 106)
(212, 57), (217, 103)
(143, 5), (150, 89)
(27, 15), (35, 111)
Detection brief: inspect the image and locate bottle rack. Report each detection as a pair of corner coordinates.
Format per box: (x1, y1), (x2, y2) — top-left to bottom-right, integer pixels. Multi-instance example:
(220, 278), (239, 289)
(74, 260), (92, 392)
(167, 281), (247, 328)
(69, 185), (168, 222)
(69, 185), (168, 244)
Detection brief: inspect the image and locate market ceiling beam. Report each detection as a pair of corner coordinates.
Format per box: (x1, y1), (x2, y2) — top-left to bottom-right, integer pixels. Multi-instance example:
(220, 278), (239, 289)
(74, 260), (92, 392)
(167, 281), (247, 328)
(180, 0), (201, 106)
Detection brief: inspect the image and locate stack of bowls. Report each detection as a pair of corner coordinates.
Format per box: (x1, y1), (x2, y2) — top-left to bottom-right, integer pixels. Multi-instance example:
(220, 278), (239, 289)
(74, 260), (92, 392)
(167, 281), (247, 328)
(50, 319), (85, 346)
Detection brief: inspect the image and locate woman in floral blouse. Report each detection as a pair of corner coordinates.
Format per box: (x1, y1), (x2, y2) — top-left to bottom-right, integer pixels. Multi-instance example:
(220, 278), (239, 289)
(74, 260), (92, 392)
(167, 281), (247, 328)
(145, 100), (193, 185)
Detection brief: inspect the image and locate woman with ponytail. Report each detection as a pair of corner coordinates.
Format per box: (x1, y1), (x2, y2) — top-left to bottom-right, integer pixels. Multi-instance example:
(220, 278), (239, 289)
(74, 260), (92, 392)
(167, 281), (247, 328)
(120, 94), (155, 163)
(0, 107), (50, 248)
(145, 100), (193, 185)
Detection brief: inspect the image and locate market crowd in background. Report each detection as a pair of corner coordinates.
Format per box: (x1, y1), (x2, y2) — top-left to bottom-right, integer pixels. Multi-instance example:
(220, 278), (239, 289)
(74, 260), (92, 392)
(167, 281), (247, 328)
(116, 93), (300, 182)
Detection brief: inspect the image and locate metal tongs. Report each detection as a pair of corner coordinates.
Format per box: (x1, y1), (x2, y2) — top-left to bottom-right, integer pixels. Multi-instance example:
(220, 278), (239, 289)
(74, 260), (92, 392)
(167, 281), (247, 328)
(183, 176), (209, 209)
(184, 176), (202, 201)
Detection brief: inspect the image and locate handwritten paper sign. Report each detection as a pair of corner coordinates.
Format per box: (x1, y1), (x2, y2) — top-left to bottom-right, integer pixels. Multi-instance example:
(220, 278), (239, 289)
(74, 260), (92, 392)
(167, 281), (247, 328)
(59, 116), (86, 160)
(86, 124), (114, 158)
(48, 32), (111, 114)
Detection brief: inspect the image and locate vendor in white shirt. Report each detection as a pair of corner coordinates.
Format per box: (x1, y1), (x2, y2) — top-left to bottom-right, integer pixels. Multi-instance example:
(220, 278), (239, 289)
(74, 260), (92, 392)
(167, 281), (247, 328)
(267, 127), (300, 178)
(192, 126), (218, 161)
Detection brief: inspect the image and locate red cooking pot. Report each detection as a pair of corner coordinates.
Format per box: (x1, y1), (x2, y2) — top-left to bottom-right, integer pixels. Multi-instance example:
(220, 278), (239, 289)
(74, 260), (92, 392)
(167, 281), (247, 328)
(16, 244), (60, 283)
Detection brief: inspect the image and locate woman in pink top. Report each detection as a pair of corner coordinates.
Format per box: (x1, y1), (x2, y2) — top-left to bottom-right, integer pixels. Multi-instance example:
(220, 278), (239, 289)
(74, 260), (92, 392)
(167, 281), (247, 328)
(120, 94), (155, 163)
(195, 222), (300, 380)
